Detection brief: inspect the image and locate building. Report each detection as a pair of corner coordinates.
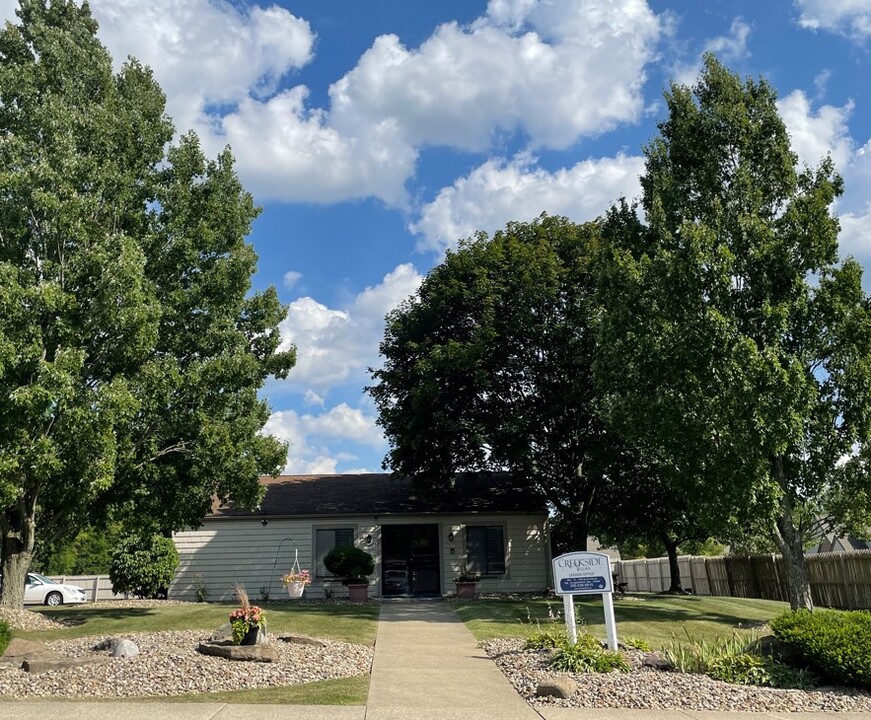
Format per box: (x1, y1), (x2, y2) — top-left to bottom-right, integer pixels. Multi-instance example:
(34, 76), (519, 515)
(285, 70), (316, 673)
(170, 473), (551, 600)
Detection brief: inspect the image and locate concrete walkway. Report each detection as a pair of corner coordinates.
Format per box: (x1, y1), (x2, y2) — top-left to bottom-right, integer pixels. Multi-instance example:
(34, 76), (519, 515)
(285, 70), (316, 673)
(3, 599), (871, 719)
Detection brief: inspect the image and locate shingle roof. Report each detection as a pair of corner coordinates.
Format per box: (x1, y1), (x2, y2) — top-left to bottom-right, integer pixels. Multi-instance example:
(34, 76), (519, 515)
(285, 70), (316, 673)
(210, 472), (546, 519)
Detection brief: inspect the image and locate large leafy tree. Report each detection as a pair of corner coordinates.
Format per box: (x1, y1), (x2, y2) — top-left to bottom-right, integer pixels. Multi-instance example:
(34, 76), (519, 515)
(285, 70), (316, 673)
(596, 56), (871, 610)
(370, 215), (632, 548)
(0, 1), (294, 607)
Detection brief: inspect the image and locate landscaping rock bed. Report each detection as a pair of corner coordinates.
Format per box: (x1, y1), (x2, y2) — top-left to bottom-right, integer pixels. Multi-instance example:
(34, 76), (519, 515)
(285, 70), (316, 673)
(485, 637), (871, 713)
(0, 630), (372, 698)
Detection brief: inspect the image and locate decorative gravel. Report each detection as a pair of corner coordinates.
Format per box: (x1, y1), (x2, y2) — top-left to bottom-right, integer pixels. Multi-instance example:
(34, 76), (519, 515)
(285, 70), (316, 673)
(0, 630), (373, 698)
(0, 609), (68, 632)
(484, 637), (871, 713)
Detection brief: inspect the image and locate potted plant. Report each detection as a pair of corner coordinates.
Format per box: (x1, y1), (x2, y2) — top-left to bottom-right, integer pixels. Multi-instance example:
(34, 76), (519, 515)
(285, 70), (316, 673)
(324, 545), (375, 602)
(281, 568), (311, 599)
(229, 583), (266, 645)
(454, 567), (480, 599)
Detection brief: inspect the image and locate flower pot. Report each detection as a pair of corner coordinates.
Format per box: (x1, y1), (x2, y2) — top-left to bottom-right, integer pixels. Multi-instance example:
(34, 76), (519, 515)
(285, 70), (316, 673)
(240, 625), (260, 645)
(455, 581), (477, 599)
(285, 581), (305, 599)
(347, 583), (369, 602)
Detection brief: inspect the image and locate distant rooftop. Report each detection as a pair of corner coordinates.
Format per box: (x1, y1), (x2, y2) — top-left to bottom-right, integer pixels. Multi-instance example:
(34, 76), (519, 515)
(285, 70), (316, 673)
(210, 472), (546, 519)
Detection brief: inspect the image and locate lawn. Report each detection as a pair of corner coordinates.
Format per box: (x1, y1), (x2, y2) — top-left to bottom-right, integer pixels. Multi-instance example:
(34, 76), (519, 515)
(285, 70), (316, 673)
(453, 593), (790, 649)
(19, 600), (379, 645)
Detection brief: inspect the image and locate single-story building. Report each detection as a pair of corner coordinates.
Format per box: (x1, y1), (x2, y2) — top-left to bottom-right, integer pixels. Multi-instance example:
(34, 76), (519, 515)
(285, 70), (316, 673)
(170, 472), (551, 601)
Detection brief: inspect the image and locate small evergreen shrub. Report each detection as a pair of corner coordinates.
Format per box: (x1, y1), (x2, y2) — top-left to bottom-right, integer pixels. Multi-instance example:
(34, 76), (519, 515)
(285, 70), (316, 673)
(109, 535), (179, 599)
(771, 609), (871, 688)
(323, 545), (375, 585)
(0, 620), (11, 656)
(550, 633), (630, 673)
(193, 572), (210, 603)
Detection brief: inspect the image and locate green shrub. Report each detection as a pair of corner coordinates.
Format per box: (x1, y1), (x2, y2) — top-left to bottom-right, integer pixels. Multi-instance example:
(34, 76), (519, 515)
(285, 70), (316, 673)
(550, 633), (630, 673)
(771, 609), (871, 688)
(109, 535), (179, 599)
(323, 545), (375, 585)
(0, 620), (10, 656)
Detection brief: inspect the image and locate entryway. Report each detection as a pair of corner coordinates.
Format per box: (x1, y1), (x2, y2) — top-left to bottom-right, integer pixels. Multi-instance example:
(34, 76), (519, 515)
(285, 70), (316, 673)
(381, 524), (440, 596)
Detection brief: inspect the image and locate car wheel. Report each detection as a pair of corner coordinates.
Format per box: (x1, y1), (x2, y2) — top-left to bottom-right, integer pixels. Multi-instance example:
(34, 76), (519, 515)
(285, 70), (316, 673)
(45, 591), (63, 607)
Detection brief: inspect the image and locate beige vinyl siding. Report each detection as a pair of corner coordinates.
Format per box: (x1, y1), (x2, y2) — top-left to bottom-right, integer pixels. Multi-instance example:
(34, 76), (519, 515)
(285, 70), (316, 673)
(171, 512), (549, 600)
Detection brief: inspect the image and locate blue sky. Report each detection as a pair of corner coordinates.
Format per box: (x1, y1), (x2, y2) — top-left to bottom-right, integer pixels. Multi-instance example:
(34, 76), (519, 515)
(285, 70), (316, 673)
(5, 0), (871, 475)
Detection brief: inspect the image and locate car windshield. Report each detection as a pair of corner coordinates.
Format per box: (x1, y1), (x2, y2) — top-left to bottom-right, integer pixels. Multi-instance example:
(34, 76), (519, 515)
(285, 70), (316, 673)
(28, 573), (56, 585)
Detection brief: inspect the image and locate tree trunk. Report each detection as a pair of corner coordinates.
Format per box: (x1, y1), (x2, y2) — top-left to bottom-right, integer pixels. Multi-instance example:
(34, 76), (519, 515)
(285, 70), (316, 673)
(0, 497), (37, 608)
(662, 536), (683, 593)
(772, 458), (813, 611)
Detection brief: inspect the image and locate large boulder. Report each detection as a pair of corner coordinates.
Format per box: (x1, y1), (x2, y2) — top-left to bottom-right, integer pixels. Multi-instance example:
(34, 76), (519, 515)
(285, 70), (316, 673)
(0, 638), (59, 668)
(110, 639), (140, 658)
(535, 677), (578, 699)
(197, 640), (278, 663)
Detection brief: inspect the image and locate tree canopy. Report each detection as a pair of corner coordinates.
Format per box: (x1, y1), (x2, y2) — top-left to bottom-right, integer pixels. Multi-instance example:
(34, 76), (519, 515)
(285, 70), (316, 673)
(370, 214), (634, 548)
(596, 55), (871, 610)
(0, 0), (294, 606)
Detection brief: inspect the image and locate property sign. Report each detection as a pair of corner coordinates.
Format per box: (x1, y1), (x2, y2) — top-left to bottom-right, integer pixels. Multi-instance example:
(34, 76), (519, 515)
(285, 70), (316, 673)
(552, 551), (618, 650)
(552, 551), (613, 596)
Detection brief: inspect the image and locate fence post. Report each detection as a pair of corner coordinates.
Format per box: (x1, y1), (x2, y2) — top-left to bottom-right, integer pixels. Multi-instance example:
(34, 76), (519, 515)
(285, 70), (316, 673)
(838, 553), (853, 610)
(92, 576), (100, 603)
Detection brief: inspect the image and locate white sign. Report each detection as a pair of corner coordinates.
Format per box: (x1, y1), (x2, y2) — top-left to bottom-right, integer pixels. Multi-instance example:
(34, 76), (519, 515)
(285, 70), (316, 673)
(552, 551), (618, 650)
(552, 551), (613, 595)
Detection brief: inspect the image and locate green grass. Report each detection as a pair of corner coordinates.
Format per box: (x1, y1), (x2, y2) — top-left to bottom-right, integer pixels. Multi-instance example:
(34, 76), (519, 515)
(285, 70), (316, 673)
(453, 594), (789, 649)
(135, 675), (369, 705)
(18, 600), (379, 646)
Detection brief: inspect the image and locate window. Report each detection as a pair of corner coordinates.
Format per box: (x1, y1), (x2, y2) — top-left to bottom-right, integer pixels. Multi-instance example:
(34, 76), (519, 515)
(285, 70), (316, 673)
(466, 525), (506, 575)
(315, 528), (354, 577)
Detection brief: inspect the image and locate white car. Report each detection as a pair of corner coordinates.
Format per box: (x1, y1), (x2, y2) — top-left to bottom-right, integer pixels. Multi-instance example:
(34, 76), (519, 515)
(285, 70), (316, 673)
(24, 572), (88, 606)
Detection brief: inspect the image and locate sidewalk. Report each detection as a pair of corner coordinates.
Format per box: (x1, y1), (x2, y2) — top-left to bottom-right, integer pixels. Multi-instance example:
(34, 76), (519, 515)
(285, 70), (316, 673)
(1, 599), (871, 719)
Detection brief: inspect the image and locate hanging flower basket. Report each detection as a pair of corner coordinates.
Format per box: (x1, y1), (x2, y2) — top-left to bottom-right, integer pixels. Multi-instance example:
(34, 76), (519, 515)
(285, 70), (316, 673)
(285, 580), (306, 599)
(280, 550), (311, 600)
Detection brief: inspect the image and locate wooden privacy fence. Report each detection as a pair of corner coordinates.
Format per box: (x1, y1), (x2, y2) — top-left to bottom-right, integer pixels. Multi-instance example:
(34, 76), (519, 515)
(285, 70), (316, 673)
(48, 575), (124, 602)
(614, 550), (871, 610)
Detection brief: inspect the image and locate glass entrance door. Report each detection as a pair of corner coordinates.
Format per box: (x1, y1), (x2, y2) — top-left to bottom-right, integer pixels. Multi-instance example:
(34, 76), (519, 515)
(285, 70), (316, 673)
(381, 524), (440, 596)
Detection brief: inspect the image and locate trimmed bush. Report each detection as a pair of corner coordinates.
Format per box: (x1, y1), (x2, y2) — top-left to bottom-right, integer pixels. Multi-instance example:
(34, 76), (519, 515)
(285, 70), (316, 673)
(771, 609), (871, 688)
(0, 620), (10, 656)
(323, 545), (375, 585)
(109, 535), (179, 599)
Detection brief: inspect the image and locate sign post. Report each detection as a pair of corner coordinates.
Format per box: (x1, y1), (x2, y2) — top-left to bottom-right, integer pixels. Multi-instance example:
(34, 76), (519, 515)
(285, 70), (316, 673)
(552, 551), (618, 650)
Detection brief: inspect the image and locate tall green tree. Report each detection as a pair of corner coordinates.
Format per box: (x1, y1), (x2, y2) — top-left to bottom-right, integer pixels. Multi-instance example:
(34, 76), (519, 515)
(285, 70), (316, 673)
(596, 55), (871, 610)
(0, 0), (294, 607)
(370, 215), (631, 548)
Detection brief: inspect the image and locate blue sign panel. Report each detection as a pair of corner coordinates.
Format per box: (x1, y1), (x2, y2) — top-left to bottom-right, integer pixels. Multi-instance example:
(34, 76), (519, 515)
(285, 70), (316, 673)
(560, 576), (607, 593)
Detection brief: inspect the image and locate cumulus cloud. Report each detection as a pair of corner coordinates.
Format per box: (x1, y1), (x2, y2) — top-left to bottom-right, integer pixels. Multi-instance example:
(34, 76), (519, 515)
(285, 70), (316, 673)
(673, 17), (752, 87)
(263, 406), (383, 474)
(777, 91), (854, 171)
(90, 0), (315, 135)
(329, 0), (662, 153)
(795, 0), (871, 40)
(412, 153), (644, 254)
(278, 264), (423, 390)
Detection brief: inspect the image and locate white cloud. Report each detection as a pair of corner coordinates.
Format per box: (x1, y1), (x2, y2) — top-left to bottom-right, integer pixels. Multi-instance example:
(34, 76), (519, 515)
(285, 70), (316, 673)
(330, 0), (662, 153)
(263, 406), (383, 474)
(795, 0), (871, 40)
(673, 17), (752, 87)
(283, 270), (303, 291)
(777, 91), (854, 171)
(303, 390), (325, 407)
(1, 0), (663, 206)
(91, 0), (315, 135)
(278, 264), (423, 390)
(412, 153), (644, 254)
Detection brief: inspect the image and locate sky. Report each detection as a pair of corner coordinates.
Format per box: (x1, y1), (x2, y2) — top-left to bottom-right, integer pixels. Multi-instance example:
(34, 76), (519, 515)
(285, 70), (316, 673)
(4, 0), (871, 476)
